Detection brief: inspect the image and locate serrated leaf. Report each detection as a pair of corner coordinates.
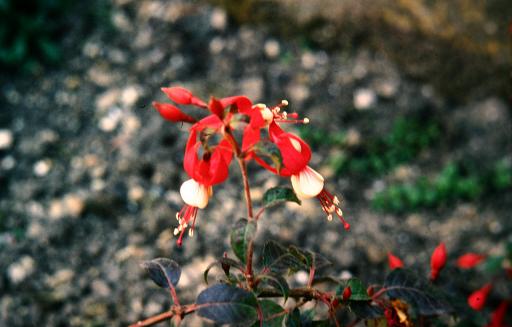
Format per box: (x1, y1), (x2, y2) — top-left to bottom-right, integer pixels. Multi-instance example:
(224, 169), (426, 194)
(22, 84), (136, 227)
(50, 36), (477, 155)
(253, 140), (283, 172)
(337, 278), (371, 301)
(349, 301), (384, 319)
(141, 258), (181, 289)
(384, 268), (453, 315)
(262, 186), (301, 208)
(196, 284), (258, 325)
(289, 246), (332, 271)
(261, 241), (304, 273)
(252, 300), (285, 327)
(204, 257), (245, 284)
(231, 218), (257, 264)
(258, 273), (290, 302)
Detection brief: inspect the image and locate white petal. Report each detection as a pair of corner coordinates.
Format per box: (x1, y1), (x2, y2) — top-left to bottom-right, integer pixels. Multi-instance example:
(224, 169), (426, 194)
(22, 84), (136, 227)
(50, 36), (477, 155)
(180, 179), (209, 209)
(291, 166), (324, 199)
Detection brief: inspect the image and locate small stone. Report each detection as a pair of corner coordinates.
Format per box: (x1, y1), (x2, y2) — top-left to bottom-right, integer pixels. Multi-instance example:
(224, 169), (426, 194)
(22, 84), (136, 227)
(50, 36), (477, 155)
(63, 194), (85, 218)
(374, 79), (398, 98)
(8, 256), (36, 284)
(47, 269), (75, 288)
(287, 83), (310, 104)
(301, 52), (316, 69)
(353, 88), (376, 110)
(264, 39), (280, 58)
(99, 108), (123, 132)
(0, 129), (13, 150)
(210, 8), (227, 30)
(1, 156), (15, 170)
(115, 245), (146, 262)
(209, 37), (225, 54)
(345, 128), (361, 146)
(240, 77), (264, 101)
(83, 42), (100, 58)
(91, 279), (111, 297)
(112, 11), (131, 32)
(49, 200), (65, 220)
(96, 89), (120, 112)
(121, 85), (140, 107)
(91, 179), (106, 192)
(122, 115), (141, 135)
(128, 185), (145, 202)
(33, 159), (52, 177)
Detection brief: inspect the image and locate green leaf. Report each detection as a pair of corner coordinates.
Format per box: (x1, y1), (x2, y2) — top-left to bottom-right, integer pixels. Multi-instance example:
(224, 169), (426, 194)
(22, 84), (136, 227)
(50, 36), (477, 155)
(258, 273), (290, 302)
(384, 268), (453, 315)
(285, 308), (301, 327)
(141, 258), (181, 289)
(196, 284), (258, 325)
(252, 300), (285, 327)
(288, 246), (331, 270)
(348, 301), (384, 319)
(253, 140), (283, 172)
(260, 241), (304, 273)
(231, 218), (257, 264)
(482, 255), (504, 274)
(336, 278), (371, 301)
(203, 257), (245, 284)
(262, 186), (301, 208)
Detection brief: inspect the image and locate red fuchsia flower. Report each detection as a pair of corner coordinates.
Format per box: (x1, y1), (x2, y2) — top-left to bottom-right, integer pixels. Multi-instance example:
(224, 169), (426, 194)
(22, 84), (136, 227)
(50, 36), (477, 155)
(468, 283), (493, 311)
(388, 252), (404, 269)
(161, 86), (207, 108)
(263, 121), (349, 230)
(486, 301), (509, 327)
(174, 116), (234, 246)
(457, 253), (486, 269)
(430, 242), (447, 281)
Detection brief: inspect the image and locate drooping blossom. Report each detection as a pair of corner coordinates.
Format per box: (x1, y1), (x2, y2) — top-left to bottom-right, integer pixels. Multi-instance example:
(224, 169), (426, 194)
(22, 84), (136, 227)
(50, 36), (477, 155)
(430, 242), (447, 281)
(388, 252), (404, 270)
(457, 253), (486, 269)
(264, 121), (349, 229)
(468, 283), (493, 311)
(170, 113), (233, 246)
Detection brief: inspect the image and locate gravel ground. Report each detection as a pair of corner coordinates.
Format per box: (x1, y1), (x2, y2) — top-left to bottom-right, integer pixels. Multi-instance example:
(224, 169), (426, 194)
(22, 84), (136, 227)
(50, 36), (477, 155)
(0, 0), (510, 326)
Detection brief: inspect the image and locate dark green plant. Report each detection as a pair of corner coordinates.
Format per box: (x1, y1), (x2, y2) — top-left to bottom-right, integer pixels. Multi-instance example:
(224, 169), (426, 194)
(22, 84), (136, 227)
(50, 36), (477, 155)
(372, 159), (512, 213)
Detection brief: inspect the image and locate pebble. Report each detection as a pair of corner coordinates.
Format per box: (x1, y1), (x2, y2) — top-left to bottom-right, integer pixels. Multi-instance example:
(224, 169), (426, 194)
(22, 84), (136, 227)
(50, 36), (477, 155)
(353, 88), (376, 110)
(91, 279), (111, 297)
(8, 256), (36, 284)
(96, 89), (120, 112)
(49, 194), (85, 219)
(209, 37), (225, 54)
(0, 129), (13, 150)
(99, 108), (123, 132)
(264, 39), (280, 58)
(33, 159), (52, 177)
(240, 77), (264, 101)
(121, 85), (141, 107)
(210, 8), (227, 30)
(374, 78), (399, 98)
(1, 156), (15, 170)
(128, 185), (145, 202)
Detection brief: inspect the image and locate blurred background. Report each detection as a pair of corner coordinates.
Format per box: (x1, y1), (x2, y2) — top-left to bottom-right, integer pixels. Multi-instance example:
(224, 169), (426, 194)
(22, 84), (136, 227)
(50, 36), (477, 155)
(0, 0), (510, 325)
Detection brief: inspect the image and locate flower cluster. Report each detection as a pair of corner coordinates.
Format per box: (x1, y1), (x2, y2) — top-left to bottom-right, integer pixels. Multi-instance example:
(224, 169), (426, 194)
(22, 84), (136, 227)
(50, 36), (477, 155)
(153, 86), (348, 245)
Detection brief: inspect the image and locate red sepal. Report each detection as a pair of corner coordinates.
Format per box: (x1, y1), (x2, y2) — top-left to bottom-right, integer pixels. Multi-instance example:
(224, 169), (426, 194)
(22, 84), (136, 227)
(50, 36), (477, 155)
(268, 121), (311, 176)
(152, 102), (196, 123)
(468, 283), (492, 311)
(387, 252), (404, 270)
(430, 242), (447, 281)
(457, 253), (486, 269)
(208, 97), (225, 118)
(220, 95), (252, 113)
(161, 86), (207, 108)
(486, 301), (509, 327)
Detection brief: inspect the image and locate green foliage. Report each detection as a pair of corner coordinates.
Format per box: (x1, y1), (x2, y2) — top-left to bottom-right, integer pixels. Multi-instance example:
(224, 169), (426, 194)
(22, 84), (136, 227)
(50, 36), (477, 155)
(299, 116), (440, 178)
(372, 160), (512, 213)
(262, 186), (301, 209)
(0, 0), (109, 71)
(231, 218), (257, 264)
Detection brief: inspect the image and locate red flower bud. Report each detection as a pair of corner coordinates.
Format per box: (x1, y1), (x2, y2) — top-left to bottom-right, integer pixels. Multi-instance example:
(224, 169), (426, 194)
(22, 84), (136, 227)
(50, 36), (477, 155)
(367, 285), (375, 297)
(388, 252), (404, 270)
(430, 242), (447, 280)
(468, 283), (492, 311)
(342, 286), (352, 301)
(161, 87), (206, 107)
(152, 102), (196, 123)
(457, 253), (486, 269)
(486, 301), (509, 327)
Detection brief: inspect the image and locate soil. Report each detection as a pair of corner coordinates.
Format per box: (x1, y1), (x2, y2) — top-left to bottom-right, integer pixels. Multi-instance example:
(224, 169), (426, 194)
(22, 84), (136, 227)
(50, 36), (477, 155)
(0, 0), (510, 326)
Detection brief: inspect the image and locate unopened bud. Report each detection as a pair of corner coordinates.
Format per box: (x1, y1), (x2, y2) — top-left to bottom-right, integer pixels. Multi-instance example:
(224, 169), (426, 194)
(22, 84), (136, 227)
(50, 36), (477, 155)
(342, 286), (352, 301)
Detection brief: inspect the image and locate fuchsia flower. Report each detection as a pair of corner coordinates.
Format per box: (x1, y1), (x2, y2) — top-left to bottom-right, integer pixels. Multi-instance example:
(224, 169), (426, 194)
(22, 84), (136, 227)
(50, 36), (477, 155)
(430, 242), (447, 281)
(486, 301), (509, 327)
(265, 121), (349, 230)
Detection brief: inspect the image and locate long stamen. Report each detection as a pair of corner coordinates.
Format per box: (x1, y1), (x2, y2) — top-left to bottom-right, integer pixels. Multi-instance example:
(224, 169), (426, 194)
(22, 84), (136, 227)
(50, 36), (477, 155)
(174, 205), (200, 246)
(271, 100), (310, 124)
(316, 189), (350, 231)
